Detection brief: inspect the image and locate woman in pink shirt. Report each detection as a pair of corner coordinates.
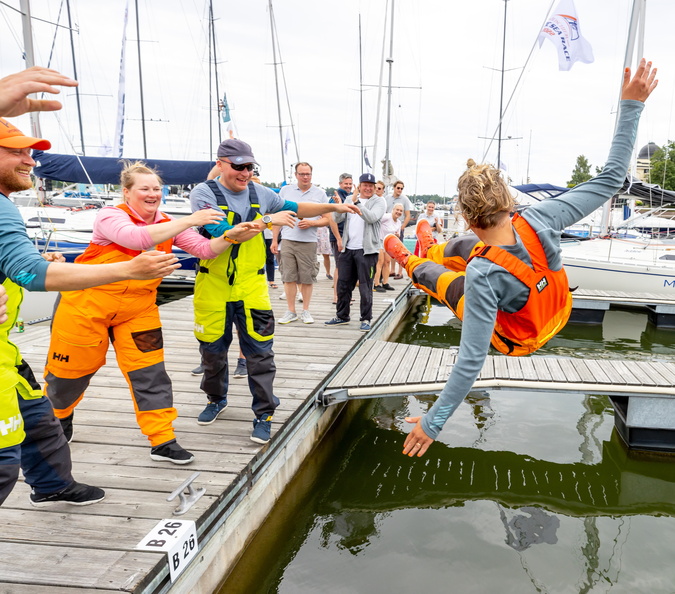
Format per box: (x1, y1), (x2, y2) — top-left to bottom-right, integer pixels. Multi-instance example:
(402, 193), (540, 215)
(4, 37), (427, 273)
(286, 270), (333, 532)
(44, 161), (254, 465)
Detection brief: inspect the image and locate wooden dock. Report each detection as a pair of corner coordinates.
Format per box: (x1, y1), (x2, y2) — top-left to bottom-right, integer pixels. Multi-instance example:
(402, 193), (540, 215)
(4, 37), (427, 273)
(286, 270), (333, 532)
(5, 278), (675, 592)
(323, 338), (675, 401)
(0, 275), (411, 593)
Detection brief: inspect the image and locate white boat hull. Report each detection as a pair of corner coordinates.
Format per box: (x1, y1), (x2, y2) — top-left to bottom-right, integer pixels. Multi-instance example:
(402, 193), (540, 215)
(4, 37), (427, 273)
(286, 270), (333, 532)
(561, 238), (675, 295)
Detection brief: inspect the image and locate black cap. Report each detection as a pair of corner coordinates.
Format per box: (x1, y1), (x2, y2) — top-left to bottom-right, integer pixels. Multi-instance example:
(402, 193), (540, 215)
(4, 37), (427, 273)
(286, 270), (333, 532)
(359, 172), (375, 184)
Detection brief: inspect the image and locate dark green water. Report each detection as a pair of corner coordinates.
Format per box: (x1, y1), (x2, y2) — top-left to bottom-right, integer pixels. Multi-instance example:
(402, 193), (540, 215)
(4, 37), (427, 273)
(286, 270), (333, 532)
(220, 302), (675, 594)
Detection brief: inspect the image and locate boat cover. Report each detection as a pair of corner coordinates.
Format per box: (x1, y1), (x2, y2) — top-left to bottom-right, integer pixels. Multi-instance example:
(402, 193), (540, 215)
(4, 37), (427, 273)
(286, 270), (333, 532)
(32, 151), (215, 185)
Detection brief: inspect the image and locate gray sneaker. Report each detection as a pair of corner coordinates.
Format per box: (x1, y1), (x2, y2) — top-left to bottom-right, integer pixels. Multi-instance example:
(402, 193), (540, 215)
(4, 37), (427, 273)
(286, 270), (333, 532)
(278, 310), (298, 324)
(233, 358), (247, 378)
(300, 310), (314, 324)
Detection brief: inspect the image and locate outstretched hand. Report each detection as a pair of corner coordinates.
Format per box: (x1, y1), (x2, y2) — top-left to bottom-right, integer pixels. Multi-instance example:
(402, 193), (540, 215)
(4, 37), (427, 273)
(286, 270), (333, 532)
(402, 416), (434, 457)
(0, 67), (78, 117)
(127, 250), (179, 279)
(621, 58), (658, 103)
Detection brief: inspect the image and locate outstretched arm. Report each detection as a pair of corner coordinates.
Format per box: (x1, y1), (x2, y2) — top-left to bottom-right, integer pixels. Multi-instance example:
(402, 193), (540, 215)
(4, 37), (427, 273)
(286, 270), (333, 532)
(44, 251), (179, 291)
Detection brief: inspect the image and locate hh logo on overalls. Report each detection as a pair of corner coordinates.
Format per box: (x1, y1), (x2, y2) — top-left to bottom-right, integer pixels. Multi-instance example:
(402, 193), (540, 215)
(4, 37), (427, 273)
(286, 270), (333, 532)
(536, 277), (549, 293)
(0, 415), (21, 436)
(52, 352), (70, 362)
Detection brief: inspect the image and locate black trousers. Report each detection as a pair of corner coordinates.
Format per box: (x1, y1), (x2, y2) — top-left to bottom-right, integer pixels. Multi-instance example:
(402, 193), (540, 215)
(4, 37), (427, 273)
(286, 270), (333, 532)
(336, 249), (378, 322)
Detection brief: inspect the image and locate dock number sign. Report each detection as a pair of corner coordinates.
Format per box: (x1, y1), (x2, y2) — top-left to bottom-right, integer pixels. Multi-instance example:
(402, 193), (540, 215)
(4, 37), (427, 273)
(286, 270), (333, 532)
(136, 519), (199, 582)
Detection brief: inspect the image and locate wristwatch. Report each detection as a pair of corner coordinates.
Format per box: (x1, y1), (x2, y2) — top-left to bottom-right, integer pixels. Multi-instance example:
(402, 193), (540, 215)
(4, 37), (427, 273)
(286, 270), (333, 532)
(262, 214), (273, 230)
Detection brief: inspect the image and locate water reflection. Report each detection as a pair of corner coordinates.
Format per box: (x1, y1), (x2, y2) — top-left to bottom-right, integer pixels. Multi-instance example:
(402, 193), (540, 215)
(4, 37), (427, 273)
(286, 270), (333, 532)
(225, 394), (675, 594)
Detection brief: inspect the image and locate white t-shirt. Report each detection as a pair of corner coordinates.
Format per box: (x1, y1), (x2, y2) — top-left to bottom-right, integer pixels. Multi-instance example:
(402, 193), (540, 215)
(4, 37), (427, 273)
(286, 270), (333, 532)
(380, 213), (402, 240)
(419, 212), (443, 239)
(345, 211), (365, 250)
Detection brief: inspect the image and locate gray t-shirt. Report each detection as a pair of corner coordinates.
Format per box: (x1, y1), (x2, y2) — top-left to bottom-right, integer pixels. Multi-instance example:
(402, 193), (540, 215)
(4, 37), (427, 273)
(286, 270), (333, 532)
(279, 184), (328, 242)
(190, 178), (287, 237)
(385, 193), (413, 214)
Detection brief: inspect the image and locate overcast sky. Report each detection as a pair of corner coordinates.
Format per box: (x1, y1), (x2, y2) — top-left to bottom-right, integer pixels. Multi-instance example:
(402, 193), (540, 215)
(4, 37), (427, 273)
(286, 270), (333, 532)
(1, 0), (672, 195)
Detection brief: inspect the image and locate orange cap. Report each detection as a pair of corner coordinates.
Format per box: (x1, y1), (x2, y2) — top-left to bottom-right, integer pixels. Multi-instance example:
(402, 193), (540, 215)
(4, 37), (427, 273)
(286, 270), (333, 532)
(0, 118), (51, 150)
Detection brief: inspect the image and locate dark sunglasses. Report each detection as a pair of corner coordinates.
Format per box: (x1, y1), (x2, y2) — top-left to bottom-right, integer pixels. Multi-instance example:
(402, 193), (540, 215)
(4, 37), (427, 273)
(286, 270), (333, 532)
(221, 159), (254, 172)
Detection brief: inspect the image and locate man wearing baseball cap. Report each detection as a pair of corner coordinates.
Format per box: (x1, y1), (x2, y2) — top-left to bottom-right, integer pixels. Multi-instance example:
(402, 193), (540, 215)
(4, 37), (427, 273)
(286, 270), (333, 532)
(325, 172), (386, 332)
(189, 138), (360, 444)
(0, 72), (179, 507)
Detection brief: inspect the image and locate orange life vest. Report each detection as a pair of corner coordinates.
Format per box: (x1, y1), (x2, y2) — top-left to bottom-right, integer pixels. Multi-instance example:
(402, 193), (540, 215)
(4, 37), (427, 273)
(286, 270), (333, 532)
(469, 213), (572, 356)
(74, 203), (174, 295)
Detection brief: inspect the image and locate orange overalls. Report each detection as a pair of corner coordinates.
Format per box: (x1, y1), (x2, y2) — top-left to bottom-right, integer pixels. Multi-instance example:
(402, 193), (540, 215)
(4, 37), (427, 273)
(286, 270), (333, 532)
(44, 204), (178, 447)
(404, 214), (572, 356)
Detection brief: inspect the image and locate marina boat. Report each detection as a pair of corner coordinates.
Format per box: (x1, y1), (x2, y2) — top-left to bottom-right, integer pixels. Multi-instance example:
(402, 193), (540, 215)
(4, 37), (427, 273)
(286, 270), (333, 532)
(560, 236), (675, 295)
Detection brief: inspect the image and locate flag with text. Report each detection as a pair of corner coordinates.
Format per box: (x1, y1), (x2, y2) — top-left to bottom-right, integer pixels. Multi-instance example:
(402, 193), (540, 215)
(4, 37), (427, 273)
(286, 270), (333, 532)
(537, 0), (594, 71)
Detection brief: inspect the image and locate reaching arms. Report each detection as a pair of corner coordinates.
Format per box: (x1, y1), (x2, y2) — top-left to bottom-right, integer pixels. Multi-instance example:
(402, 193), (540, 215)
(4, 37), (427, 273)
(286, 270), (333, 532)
(44, 251), (179, 291)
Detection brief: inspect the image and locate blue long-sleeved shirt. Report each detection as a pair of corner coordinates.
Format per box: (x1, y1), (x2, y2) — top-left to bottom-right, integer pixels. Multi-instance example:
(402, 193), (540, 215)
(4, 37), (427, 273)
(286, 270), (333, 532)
(422, 100), (645, 439)
(0, 194), (50, 291)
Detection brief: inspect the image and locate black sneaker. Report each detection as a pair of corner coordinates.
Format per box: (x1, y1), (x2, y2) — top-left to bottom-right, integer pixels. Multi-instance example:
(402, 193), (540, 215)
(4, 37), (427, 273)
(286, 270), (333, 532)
(30, 481), (105, 507)
(375, 284), (386, 293)
(150, 440), (194, 465)
(382, 283), (396, 291)
(59, 413), (74, 444)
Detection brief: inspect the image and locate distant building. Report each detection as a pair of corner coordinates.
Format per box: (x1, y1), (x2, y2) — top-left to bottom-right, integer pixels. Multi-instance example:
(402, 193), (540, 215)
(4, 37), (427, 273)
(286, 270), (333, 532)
(636, 141), (660, 181)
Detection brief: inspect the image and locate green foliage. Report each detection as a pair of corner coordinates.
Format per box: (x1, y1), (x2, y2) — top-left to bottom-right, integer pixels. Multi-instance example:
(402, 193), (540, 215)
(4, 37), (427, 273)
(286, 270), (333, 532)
(567, 155), (593, 187)
(260, 181), (279, 189)
(650, 141), (675, 191)
(409, 194), (452, 204)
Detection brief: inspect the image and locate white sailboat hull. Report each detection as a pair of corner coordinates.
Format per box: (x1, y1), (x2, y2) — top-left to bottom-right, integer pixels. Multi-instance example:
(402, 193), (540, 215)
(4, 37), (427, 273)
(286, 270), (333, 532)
(561, 238), (675, 295)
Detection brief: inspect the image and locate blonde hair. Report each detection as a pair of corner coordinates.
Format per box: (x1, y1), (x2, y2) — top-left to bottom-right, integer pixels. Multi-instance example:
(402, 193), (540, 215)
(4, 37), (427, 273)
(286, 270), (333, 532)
(120, 160), (163, 195)
(456, 159), (514, 229)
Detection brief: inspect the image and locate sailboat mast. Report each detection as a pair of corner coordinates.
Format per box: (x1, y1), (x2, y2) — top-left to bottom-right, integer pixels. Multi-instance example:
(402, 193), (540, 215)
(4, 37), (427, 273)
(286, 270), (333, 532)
(600, 0), (646, 235)
(359, 14), (364, 173)
(207, 5), (214, 157)
(134, 0), (147, 159)
(65, 0), (85, 155)
(268, 0), (287, 182)
(210, 2), (222, 146)
(497, 0), (508, 170)
(19, 0), (41, 140)
(371, 0), (389, 174)
(383, 0), (395, 186)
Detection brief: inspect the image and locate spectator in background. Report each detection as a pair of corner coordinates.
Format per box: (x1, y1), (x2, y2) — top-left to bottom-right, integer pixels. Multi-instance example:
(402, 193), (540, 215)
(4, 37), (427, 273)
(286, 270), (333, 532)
(373, 203), (404, 292)
(328, 173), (352, 303)
(385, 181), (412, 279)
(274, 162), (330, 325)
(325, 173), (386, 332)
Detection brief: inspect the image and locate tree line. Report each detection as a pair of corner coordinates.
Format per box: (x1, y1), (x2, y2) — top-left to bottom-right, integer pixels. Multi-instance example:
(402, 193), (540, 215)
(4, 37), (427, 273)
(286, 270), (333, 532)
(568, 141), (675, 190)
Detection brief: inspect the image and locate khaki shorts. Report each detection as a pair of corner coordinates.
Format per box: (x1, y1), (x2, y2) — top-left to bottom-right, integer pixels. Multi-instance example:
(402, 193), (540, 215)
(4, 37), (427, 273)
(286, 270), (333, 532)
(279, 239), (320, 284)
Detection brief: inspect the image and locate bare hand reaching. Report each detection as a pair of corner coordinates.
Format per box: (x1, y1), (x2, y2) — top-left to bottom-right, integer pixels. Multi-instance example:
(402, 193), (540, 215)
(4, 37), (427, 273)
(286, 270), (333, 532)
(402, 416), (434, 457)
(186, 208), (224, 227)
(621, 58), (658, 103)
(0, 67), (78, 117)
(126, 250), (179, 279)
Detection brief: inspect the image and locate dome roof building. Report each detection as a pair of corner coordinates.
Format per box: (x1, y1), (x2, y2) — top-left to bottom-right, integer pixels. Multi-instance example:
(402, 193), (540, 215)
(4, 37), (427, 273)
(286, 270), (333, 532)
(636, 141), (660, 181)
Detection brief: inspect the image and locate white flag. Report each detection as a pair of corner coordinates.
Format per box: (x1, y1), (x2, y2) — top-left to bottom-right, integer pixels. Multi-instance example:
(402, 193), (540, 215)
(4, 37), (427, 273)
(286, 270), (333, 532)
(537, 0), (594, 71)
